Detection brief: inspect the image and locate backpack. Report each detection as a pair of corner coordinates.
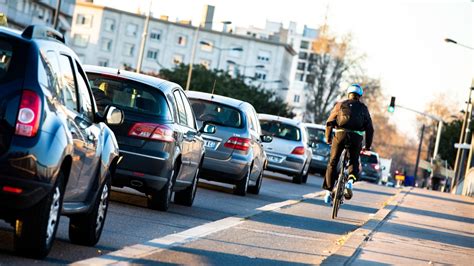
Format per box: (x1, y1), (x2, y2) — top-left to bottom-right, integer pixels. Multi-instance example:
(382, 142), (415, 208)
(336, 100), (365, 130)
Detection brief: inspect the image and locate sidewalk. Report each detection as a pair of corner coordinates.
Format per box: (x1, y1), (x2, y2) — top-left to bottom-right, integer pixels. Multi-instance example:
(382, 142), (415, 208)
(346, 188), (474, 265)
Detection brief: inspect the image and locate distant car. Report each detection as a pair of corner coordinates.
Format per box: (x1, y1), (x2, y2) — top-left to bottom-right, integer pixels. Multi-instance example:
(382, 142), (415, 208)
(359, 150), (382, 183)
(259, 114), (312, 184)
(304, 123), (331, 176)
(85, 66), (216, 211)
(187, 91), (272, 196)
(0, 26), (123, 258)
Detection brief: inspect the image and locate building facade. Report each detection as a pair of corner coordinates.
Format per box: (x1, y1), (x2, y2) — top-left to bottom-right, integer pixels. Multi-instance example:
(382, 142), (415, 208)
(0, 0), (75, 37)
(70, 2), (295, 100)
(236, 21), (320, 121)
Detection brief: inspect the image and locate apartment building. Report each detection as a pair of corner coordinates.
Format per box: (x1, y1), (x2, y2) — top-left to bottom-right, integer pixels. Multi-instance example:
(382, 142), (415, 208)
(236, 21), (320, 121)
(70, 1), (295, 100)
(0, 0), (75, 37)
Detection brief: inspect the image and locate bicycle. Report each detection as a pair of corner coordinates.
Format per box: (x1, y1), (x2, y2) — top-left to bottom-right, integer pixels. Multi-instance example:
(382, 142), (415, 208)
(332, 144), (350, 219)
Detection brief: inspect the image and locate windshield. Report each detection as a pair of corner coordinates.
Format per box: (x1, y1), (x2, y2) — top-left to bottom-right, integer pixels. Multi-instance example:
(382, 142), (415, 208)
(87, 73), (172, 120)
(361, 154), (378, 164)
(189, 99), (243, 128)
(307, 127), (326, 143)
(260, 120), (301, 141)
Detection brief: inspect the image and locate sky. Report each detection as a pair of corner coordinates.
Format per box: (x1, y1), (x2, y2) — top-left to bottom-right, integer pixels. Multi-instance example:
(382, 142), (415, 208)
(95, 0), (473, 139)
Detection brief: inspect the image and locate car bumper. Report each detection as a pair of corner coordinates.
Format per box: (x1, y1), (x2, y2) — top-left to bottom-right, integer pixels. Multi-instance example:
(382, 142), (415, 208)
(310, 158), (328, 171)
(113, 149), (172, 192)
(266, 153), (306, 176)
(359, 173), (380, 182)
(200, 154), (251, 183)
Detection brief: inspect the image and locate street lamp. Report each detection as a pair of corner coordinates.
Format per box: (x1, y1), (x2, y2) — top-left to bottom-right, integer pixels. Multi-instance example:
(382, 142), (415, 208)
(226, 60), (264, 77)
(444, 38), (474, 50)
(200, 41), (243, 69)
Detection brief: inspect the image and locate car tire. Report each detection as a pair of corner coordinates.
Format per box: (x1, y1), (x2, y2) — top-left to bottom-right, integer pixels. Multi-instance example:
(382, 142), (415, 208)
(302, 164), (310, 184)
(247, 170), (263, 195)
(293, 163), (307, 184)
(174, 166), (199, 207)
(69, 170), (111, 246)
(14, 171), (65, 259)
(234, 168), (250, 196)
(147, 164), (177, 211)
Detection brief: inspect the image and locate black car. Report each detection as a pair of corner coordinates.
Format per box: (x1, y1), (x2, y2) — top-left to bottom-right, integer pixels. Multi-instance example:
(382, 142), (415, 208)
(305, 123), (331, 175)
(360, 150), (382, 183)
(85, 66), (215, 211)
(0, 26), (123, 258)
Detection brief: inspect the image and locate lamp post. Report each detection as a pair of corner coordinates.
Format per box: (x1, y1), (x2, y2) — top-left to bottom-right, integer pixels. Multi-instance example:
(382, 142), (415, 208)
(136, 0), (152, 73)
(200, 41), (243, 70)
(445, 38), (474, 50)
(226, 60), (264, 78)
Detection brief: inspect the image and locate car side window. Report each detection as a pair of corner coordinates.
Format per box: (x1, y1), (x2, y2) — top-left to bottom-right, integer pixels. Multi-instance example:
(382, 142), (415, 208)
(57, 54), (78, 112)
(179, 90), (196, 129)
(74, 60), (94, 121)
(250, 108), (260, 134)
(173, 90), (187, 125)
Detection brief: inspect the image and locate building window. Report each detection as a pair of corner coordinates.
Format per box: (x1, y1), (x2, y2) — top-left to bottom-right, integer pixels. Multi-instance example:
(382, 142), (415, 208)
(200, 59), (211, 69)
(146, 49), (159, 60)
(295, 73), (304, 81)
(104, 18), (115, 32)
(257, 50), (271, 63)
(177, 35), (187, 46)
(173, 54), (184, 65)
(76, 14), (93, 27)
(200, 40), (213, 52)
(73, 34), (89, 47)
(123, 43), (135, 57)
(298, 52), (308, 60)
(300, 40), (309, 49)
(229, 45), (243, 58)
(101, 38), (113, 52)
(98, 58), (109, 67)
(293, 95), (300, 103)
(306, 74), (315, 83)
(255, 71), (267, 80)
(297, 62), (306, 71)
(126, 23), (138, 37)
(150, 30), (161, 41)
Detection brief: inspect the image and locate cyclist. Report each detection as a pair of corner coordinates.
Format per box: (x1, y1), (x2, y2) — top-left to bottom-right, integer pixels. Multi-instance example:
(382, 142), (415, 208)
(323, 84), (374, 204)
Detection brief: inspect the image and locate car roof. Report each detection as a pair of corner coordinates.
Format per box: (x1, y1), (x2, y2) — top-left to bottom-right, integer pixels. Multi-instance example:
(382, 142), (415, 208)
(84, 65), (180, 94)
(304, 123), (326, 130)
(258, 113), (302, 127)
(186, 90), (248, 109)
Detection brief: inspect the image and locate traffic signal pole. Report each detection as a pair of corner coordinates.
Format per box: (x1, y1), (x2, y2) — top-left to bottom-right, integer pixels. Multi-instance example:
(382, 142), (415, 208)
(414, 124), (425, 180)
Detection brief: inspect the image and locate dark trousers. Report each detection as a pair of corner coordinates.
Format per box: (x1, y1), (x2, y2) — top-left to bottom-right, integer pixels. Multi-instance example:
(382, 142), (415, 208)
(323, 131), (363, 191)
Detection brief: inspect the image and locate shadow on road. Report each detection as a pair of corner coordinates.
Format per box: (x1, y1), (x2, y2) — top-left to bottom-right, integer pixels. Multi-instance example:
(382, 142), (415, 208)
(409, 191), (474, 206)
(395, 206), (474, 224)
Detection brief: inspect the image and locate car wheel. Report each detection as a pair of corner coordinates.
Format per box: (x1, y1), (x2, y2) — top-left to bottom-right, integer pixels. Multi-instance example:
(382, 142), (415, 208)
(292, 163), (307, 184)
(174, 166), (199, 207)
(302, 164), (310, 184)
(69, 170), (111, 246)
(247, 170), (263, 195)
(148, 164), (177, 211)
(14, 171), (65, 259)
(234, 167), (250, 196)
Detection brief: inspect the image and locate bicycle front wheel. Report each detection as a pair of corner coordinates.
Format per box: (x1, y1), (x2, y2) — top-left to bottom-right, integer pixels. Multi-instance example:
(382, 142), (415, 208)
(332, 174), (344, 219)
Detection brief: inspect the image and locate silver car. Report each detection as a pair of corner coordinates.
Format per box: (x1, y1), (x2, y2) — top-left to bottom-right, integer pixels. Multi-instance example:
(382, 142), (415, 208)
(258, 114), (312, 184)
(186, 91), (272, 196)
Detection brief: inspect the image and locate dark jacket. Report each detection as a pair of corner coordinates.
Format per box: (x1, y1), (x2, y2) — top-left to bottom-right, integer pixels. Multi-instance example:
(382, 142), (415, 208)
(325, 99), (374, 149)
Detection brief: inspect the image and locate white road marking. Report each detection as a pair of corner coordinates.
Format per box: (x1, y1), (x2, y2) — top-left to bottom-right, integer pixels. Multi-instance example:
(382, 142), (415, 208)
(72, 190), (326, 265)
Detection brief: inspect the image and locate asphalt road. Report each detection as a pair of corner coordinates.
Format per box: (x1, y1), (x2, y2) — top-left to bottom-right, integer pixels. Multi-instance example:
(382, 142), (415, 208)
(0, 171), (326, 265)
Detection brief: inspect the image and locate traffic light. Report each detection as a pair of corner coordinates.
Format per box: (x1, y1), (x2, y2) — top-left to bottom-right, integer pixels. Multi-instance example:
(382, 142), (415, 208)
(388, 96), (396, 113)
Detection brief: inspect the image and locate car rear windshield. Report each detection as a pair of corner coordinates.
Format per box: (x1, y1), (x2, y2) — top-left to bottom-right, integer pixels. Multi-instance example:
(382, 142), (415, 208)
(189, 99), (243, 128)
(361, 154), (378, 164)
(260, 120), (301, 141)
(307, 127), (326, 143)
(0, 38), (26, 84)
(87, 73), (172, 120)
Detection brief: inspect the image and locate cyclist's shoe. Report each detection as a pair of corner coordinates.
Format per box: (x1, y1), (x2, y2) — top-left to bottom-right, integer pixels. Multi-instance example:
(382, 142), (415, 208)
(324, 190), (332, 205)
(344, 176), (356, 200)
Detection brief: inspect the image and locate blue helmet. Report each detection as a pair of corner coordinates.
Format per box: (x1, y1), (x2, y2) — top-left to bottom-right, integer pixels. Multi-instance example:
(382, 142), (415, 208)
(347, 84), (363, 96)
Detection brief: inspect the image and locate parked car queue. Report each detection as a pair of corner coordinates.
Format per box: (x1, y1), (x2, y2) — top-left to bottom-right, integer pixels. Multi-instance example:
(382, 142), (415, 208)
(0, 25), (380, 259)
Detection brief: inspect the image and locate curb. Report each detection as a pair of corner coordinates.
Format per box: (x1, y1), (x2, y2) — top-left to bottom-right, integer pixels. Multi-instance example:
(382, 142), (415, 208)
(322, 187), (412, 265)
(72, 190), (327, 265)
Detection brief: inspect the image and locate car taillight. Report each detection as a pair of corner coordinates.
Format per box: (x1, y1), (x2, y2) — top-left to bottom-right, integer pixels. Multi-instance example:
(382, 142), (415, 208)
(372, 163), (380, 170)
(2, 186), (23, 194)
(15, 90), (41, 137)
(128, 123), (174, 142)
(224, 137), (251, 151)
(291, 146), (305, 155)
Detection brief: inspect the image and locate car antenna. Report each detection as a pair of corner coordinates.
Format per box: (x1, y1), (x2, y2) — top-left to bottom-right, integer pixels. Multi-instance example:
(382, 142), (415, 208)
(211, 79), (216, 99)
(117, 68), (121, 75)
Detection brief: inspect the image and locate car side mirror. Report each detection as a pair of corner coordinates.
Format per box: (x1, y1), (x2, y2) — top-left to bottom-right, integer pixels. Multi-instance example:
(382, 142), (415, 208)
(199, 121), (216, 134)
(260, 135), (273, 143)
(309, 142), (316, 148)
(104, 106), (124, 125)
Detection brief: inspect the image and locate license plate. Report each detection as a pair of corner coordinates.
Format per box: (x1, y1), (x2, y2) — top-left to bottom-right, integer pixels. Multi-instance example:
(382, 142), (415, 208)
(268, 155), (282, 163)
(204, 140), (217, 149)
